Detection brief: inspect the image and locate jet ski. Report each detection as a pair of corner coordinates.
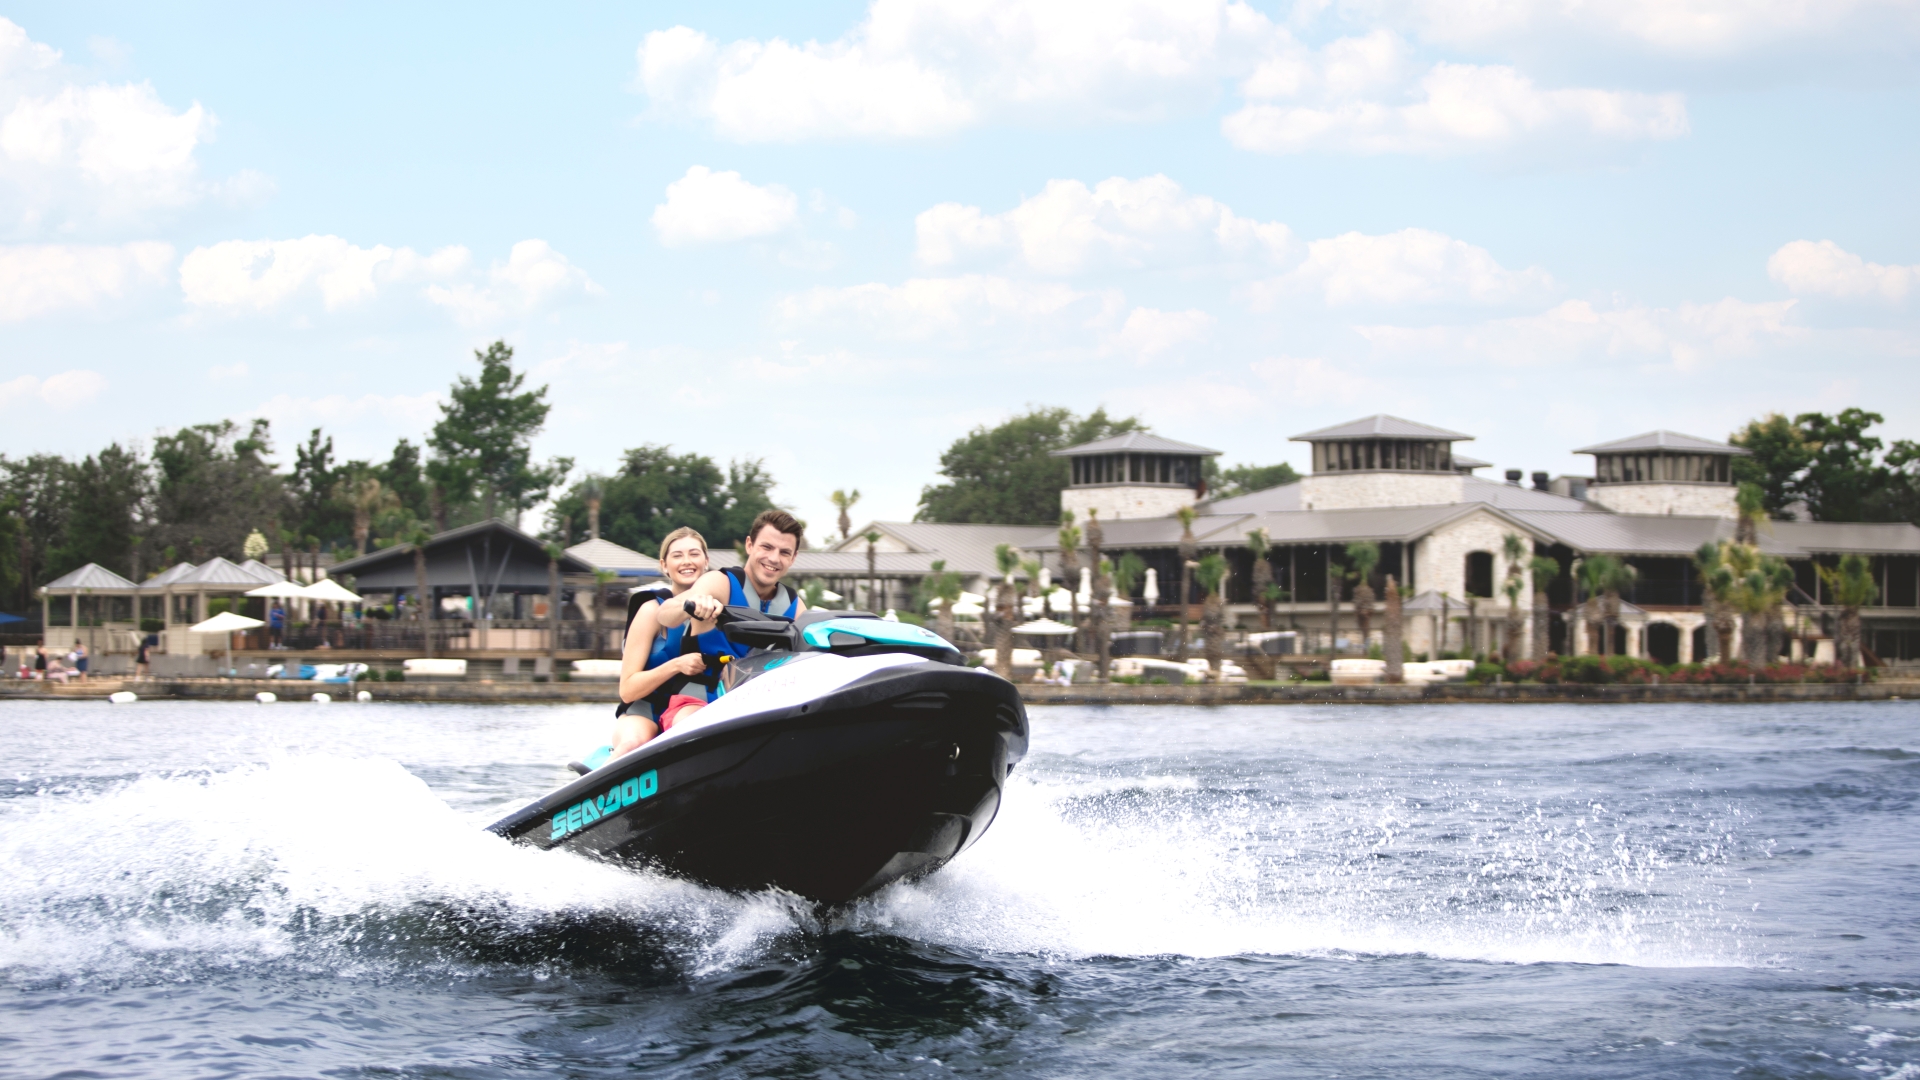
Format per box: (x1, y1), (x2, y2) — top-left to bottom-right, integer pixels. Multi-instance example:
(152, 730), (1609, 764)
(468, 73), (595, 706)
(486, 604), (1029, 906)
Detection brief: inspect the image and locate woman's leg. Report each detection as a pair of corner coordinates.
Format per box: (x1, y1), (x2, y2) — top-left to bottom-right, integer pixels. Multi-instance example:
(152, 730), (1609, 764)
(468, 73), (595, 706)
(611, 712), (658, 756)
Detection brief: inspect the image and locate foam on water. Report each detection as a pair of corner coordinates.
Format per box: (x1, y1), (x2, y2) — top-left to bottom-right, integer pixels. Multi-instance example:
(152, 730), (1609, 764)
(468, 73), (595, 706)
(0, 746), (1757, 987)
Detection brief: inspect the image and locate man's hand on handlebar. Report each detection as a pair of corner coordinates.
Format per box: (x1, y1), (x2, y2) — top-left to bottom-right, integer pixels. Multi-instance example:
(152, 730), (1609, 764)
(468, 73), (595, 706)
(682, 595), (724, 622)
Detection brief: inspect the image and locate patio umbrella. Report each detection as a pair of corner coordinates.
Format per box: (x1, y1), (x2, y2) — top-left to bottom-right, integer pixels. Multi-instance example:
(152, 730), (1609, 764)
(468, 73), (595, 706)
(949, 600), (985, 618)
(245, 580), (311, 599)
(300, 578), (362, 603)
(1012, 618), (1077, 636)
(188, 611), (265, 677)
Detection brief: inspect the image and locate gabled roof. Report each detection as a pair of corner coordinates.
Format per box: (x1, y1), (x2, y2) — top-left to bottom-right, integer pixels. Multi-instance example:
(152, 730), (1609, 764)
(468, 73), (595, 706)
(1049, 432), (1220, 457)
(1573, 430), (1750, 455)
(175, 556), (270, 587)
(834, 521), (1056, 574)
(329, 517), (597, 578)
(139, 562), (198, 590)
(567, 538), (661, 576)
(41, 563), (137, 591)
(239, 559), (285, 583)
(1460, 475), (1597, 512)
(1236, 504), (1548, 546)
(1292, 415), (1474, 441)
(1769, 520), (1920, 555)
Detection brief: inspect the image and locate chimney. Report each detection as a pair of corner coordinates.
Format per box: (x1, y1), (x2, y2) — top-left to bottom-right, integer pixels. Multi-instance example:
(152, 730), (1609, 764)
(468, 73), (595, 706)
(1504, 469), (1522, 486)
(1531, 471), (1550, 491)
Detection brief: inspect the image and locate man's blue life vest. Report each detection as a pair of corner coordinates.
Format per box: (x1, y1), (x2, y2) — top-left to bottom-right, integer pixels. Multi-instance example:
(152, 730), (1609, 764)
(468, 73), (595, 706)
(696, 566), (798, 661)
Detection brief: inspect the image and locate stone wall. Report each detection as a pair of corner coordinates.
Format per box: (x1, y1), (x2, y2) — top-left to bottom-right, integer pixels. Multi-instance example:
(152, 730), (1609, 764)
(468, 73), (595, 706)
(1413, 508), (1536, 656)
(1299, 471), (1464, 510)
(1061, 484), (1198, 521)
(1587, 482), (1737, 518)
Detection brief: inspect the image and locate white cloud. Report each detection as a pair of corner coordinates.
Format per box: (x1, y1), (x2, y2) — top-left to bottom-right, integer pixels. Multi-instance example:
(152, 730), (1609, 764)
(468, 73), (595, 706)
(1224, 54), (1687, 155)
(915, 174), (1291, 274)
(1768, 239), (1915, 302)
(1356, 297), (1802, 371)
(0, 241), (172, 319)
(247, 391), (445, 444)
(207, 362), (248, 380)
(0, 18), (243, 229)
(424, 239), (602, 324)
(652, 165), (799, 246)
(1112, 306), (1213, 360)
(1248, 354), (1383, 406)
(1248, 228), (1552, 306)
(777, 273), (1120, 340)
(1345, 0), (1919, 54)
(0, 368), (107, 410)
(637, 0), (1285, 141)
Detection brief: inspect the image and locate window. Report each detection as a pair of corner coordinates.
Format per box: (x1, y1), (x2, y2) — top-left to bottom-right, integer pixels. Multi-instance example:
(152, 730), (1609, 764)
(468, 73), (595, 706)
(1464, 551), (1495, 598)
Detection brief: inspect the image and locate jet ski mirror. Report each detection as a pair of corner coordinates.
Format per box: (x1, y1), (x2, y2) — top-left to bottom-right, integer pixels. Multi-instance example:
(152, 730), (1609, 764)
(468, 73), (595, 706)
(683, 599), (799, 650)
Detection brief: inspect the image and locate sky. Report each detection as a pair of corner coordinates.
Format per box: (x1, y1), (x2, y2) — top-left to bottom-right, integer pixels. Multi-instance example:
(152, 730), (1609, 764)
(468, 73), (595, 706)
(1, 0), (1917, 543)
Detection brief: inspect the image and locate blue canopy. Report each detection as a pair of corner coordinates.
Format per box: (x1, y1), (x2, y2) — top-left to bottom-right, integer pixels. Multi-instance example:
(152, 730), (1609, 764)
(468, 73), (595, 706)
(0, 612), (26, 624)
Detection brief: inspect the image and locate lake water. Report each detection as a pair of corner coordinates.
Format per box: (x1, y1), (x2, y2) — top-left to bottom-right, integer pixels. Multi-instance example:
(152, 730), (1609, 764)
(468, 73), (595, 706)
(1, 698), (1916, 1078)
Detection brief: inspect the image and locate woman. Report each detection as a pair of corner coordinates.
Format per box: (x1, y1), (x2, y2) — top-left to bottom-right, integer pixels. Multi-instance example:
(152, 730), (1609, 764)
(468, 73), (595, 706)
(611, 527), (720, 756)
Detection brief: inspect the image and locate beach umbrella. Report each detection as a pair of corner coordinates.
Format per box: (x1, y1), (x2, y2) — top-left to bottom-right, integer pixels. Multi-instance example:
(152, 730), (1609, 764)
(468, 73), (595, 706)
(300, 578), (362, 603)
(1012, 618), (1077, 636)
(949, 600), (985, 618)
(1143, 568), (1160, 607)
(0, 612), (24, 625)
(245, 581), (310, 599)
(188, 611), (265, 677)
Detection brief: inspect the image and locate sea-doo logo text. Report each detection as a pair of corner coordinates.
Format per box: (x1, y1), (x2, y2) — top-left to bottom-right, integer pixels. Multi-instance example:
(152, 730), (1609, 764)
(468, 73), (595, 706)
(550, 770), (658, 841)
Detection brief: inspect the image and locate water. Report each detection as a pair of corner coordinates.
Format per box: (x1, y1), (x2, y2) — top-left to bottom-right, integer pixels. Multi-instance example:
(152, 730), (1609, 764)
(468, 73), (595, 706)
(2, 699), (1917, 1078)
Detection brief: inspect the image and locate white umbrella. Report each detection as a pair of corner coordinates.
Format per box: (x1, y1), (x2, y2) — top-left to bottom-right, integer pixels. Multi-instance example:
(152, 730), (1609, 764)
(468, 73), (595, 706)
(816, 587), (844, 602)
(1143, 568), (1160, 606)
(1045, 587), (1075, 614)
(188, 611), (265, 678)
(301, 578), (362, 603)
(957, 591), (986, 605)
(1077, 567), (1092, 602)
(245, 581), (310, 599)
(1012, 618), (1077, 636)
(949, 600), (985, 618)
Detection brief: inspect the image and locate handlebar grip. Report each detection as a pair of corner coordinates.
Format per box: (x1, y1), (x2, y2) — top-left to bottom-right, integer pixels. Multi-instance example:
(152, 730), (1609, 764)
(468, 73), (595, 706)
(683, 599), (698, 614)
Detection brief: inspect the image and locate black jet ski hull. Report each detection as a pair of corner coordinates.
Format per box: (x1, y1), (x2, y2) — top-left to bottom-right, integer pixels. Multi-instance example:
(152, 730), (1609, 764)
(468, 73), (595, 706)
(487, 660), (1028, 906)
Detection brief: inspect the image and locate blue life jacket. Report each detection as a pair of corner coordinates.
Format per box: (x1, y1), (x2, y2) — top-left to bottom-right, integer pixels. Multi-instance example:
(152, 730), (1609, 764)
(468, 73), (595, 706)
(696, 567), (798, 661)
(616, 581), (714, 720)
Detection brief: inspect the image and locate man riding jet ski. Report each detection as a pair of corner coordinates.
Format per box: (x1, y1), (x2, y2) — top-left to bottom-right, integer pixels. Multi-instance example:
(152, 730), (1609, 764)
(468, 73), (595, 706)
(487, 521), (1028, 906)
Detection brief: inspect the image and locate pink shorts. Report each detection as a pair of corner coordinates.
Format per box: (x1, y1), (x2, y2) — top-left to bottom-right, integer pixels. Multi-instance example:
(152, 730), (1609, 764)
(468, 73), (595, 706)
(659, 694), (707, 730)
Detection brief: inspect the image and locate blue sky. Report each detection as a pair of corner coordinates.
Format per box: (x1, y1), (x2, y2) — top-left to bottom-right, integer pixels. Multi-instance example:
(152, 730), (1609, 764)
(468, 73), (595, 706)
(2, 0), (1917, 541)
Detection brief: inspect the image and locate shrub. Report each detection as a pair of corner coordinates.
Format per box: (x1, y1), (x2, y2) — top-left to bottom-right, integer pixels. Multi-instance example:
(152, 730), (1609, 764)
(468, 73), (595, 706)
(383, 669), (405, 682)
(1468, 662), (1505, 684)
(139, 618), (165, 633)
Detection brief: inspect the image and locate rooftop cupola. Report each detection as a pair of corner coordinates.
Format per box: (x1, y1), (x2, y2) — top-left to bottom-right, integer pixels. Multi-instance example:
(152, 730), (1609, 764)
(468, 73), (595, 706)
(1290, 415), (1473, 510)
(1051, 432), (1219, 520)
(1574, 430), (1750, 517)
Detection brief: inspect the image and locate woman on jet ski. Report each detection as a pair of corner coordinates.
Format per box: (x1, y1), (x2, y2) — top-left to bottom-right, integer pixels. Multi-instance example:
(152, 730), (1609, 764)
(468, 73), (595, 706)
(612, 527), (720, 755)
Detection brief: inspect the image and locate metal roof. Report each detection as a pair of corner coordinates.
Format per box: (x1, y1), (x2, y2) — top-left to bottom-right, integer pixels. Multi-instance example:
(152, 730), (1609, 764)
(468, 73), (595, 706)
(566, 538), (661, 576)
(1573, 430), (1750, 455)
(837, 521), (1056, 574)
(1200, 481), (1304, 515)
(1460, 475), (1598, 512)
(138, 562), (198, 590)
(1768, 520), (1920, 555)
(40, 563), (137, 591)
(328, 518), (597, 588)
(1291, 415), (1474, 441)
(1050, 432), (1221, 457)
(1237, 504), (1518, 546)
(175, 557), (273, 587)
(1451, 454), (1492, 470)
(1503, 512), (1764, 556)
(239, 559), (286, 583)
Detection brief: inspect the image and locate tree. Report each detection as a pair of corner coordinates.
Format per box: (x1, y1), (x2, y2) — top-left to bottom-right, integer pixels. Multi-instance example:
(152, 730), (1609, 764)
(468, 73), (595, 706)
(1247, 529), (1276, 629)
(57, 444), (148, 580)
(582, 476), (605, 542)
(991, 543), (1018, 678)
(1115, 553), (1145, 604)
(1694, 542), (1739, 661)
(544, 541), (564, 670)
(290, 428), (350, 546)
(1529, 555), (1560, 659)
(1730, 413), (1814, 518)
(925, 559), (963, 644)
(1195, 553), (1227, 681)
(865, 530), (882, 612)
(341, 475), (400, 556)
(430, 341), (570, 525)
(0, 495), (24, 609)
(1, 454), (73, 607)
(1383, 574), (1404, 682)
(1818, 553), (1877, 667)
(387, 518), (437, 658)
(1174, 506), (1197, 662)
(916, 406), (1145, 524)
(379, 438), (430, 526)
(1345, 541), (1380, 654)
(1731, 408), (1907, 523)
(1500, 534), (1529, 660)
(1577, 554), (1636, 657)
(1057, 512), (1082, 648)
(1735, 482), (1765, 545)
(831, 489), (861, 545)
(1204, 461), (1300, 501)
(151, 419), (286, 564)
(547, 445), (779, 552)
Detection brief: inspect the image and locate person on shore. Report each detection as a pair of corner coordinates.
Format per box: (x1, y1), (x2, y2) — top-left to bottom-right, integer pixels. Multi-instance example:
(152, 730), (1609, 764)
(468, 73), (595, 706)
(34, 640), (46, 680)
(70, 640), (87, 681)
(136, 633), (155, 679)
(655, 509), (808, 731)
(269, 603), (285, 648)
(610, 527), (721, 756)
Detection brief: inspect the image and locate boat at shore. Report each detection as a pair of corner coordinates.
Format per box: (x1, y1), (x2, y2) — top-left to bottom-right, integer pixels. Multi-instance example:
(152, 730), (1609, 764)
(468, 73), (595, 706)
(485, 606), (1029, 906)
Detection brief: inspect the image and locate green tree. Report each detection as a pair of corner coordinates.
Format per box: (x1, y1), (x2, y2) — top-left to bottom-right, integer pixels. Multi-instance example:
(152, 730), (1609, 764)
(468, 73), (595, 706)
(1500, 533), (1529, 659)
(430, 340), (571, 525)
(1577, 554), (1636, 657)
(151, 419), (286, 564)
(831, 488), (860, 545)
(0, 495), (23, 609)
(1204, 461), (1300, 500)
(0, 454), (72, 606)
(1817, 553), (1877, 667)
(1729, 413), (1813, 518)
(1057, 511), (1082, 641)
(924, 559), (964, 644)
(55, 444), (148, 580)
(1529, 555), (1561, 659)
(378, 438), (430, 526)
(290, 428), (352, 547)
(1732, 409), (1903, 522)
(1345, 541), (1380, 653)
(1195, 552), (1228, 681)
(547, 445), (779, 553)
(1246, 528), (1275, 629)
(1383, 573), (1404, 681)
(991, 543), (1019, 678)
(1693, 542), (1739, 661)
(916, 406), (1145, 524)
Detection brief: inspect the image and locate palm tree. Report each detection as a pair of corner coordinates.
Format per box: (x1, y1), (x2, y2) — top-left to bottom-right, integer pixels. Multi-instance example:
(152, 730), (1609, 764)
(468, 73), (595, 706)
(1383, 573), (1404, 681)
(545, 541), (565, 669)
(864, 530), (882, 612)
(1174, 506), (1197, 661)
(1501, 533), (1530, 660)
(1057, 512), (1082, 642)
(1345, 541), (1380, 655)
(582, 475), (605, 542)
(1115, 553), (1145, 606)
(1577, 554), (1636, 657)
(1818, 553), (1877, 667)
(992, 543), (1019, 678)
(1529, 555), (1560, 659)
(1735, 481), (1764, 546)
(1694, 542), (1739, 661)
(1086, 510), (1110, 679)
(1247, 528), (1275, 630)
(831, 489), (861, 546)
(927, 559), (962, 645)
(341, 475), (399, 556)
(1726, 545), (1793, 666)
(394, 519), (435, 657)
(1195, 552), (1228, 682)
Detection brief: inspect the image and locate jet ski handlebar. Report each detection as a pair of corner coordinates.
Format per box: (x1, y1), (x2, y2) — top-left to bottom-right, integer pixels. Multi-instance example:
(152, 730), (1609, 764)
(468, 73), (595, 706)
(684, 599), (798, 650)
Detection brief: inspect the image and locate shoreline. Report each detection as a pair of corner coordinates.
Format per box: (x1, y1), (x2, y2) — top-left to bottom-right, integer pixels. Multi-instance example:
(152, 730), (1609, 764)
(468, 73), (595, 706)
(1, 677), (1912, 706)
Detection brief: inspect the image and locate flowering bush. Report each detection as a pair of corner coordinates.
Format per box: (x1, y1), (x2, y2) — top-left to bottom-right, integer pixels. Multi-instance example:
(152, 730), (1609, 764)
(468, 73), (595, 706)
(1503, 657), (1873, 685)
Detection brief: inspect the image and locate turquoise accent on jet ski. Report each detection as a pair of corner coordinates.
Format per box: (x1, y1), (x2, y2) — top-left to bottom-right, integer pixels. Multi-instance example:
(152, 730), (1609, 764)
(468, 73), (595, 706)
(581, 745), (614, 771)
(802, 619), (954, 651)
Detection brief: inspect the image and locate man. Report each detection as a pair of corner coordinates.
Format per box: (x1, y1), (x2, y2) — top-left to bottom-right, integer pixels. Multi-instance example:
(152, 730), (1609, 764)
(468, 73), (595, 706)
(658, 509), (809, 651)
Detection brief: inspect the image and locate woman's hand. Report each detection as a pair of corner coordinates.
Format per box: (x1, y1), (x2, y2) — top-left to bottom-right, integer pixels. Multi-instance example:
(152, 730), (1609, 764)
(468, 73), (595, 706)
(666, 653), (708, 677)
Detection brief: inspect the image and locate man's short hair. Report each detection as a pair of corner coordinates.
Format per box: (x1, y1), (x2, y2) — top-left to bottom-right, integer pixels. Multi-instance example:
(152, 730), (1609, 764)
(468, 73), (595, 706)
(746, 509), (803, 547)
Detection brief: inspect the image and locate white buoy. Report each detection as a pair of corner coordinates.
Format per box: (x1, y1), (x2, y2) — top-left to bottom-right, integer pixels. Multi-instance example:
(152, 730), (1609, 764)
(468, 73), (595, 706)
(108, 691), (138, 704)
(312, 692), (331, 703)
(355, 690), (373, 702)
(255, 691), (277, 703)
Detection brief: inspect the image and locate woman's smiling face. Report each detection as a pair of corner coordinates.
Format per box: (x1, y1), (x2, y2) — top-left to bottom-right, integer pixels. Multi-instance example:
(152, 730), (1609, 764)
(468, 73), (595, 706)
(663, 537), (709, 588)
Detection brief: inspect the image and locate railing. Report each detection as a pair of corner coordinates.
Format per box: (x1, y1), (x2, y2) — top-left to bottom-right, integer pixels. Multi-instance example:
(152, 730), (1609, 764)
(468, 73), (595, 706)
(242, 620), (621, 653)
